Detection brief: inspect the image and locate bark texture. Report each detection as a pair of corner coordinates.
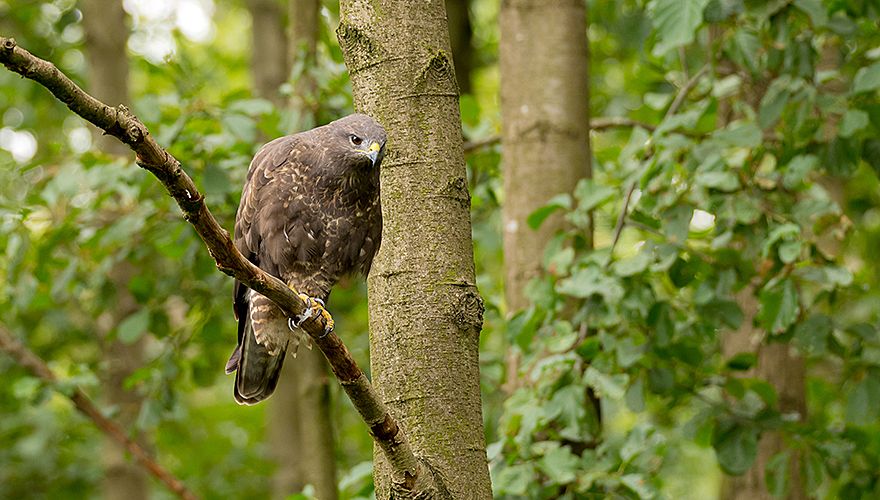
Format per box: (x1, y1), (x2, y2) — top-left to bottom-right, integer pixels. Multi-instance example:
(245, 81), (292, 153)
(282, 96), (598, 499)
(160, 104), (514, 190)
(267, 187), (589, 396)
(81, 3), (149, 499)
(337, 1), (491, 498)
(721, 288), (807, 500)
(245, 2), (339, 496)
(499, 0), (590, 312)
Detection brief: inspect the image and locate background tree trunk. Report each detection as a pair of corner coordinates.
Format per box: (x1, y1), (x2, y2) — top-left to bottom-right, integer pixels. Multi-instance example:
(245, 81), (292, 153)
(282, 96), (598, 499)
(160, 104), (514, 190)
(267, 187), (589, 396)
(721, 288), (807, 500)
(248, 0), (338, 500)
(498, 0), (591, 399)
(246, 0), (289, 106)
(81, 2), (149, 499)
(337, 1), (492, 497)
(499, 0), (590, 312)
(445, 0), (473, 94)
(246, 1), (339, 498)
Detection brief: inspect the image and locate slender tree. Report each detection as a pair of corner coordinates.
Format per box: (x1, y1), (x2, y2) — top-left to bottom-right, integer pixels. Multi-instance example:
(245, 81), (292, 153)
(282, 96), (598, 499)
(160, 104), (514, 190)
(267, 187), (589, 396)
(498, 0), (591, 400)
(81, 2), (149, 499)
(499, 0), (590, 312)
(244, 1), (338, 497)
(337, 1), (492, 497)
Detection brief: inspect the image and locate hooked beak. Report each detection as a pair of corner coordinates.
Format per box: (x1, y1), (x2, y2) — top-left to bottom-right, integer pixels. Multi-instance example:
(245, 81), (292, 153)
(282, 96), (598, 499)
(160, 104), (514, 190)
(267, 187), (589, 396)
(365, 141), (383, 166)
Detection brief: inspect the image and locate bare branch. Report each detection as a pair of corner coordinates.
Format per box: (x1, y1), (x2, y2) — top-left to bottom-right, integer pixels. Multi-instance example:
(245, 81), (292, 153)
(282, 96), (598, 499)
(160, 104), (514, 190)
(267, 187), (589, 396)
(0, 36), (422, 491)
(0, 325), (198, 500)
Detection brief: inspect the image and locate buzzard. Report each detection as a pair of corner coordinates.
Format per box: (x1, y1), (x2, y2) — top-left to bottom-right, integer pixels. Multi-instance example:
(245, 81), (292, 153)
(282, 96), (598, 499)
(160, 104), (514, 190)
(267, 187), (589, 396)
(224, 114), (386, 405)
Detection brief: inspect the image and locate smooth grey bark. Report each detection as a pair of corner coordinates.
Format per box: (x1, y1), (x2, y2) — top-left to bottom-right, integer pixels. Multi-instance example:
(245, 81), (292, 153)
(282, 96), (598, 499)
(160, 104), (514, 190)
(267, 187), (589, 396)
(81, 2), (149, 499)
(245, 1), (339, 497)
(337, 0), (491, 497)
(499, 0), (590, 312)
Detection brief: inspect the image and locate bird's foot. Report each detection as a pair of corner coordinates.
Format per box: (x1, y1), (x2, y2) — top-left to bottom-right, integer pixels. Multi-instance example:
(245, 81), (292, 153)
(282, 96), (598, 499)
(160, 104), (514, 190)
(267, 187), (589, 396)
(288, 294), (334, 338)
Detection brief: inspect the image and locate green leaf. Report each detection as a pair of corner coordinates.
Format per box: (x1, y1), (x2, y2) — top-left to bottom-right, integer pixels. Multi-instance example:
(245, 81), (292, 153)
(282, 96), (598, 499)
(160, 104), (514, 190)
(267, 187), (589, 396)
(726, 352), (757, 371)
(803, 450), (825, 491)
(584, 367), (628, 399)
(117, 308), (150, 344)
(621, 473), (655, 499)
(696, 170), (740, 191)
(221, 113), (257, 142)
(862, 139), (880, 175)
(612, 250), (652, 277)
(650, 0), (711, 56)
(793, 0), (828, 27)
(574, 179), (616, 212)
(793, 314), (832, 356)
(853, 62), (880, 94)
(664, 205), (694, 244)
(758, 77), (792, 129)
(546, 385), (586, 441)
(556, 266), (624, 305)
(527, 193), (572, 229)
(539, 445), (580, 485)
(757, 279), (799, 334)
(227, 98), (275, 116)
(839, 109), (869, 138)
(778, 240), (801, 264)
(845, 371), (880, 426)
(714, 122), (762, 148)
(713, 423), (759, 475)
(782, 154), (818, 189)
(493, 463), (535, 495)
(765, 451), (790, 497)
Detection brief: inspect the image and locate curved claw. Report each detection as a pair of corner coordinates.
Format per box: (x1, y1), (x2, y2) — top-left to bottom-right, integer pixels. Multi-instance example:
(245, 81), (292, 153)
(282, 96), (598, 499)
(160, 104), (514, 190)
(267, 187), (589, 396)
(288, 294), (315, 330)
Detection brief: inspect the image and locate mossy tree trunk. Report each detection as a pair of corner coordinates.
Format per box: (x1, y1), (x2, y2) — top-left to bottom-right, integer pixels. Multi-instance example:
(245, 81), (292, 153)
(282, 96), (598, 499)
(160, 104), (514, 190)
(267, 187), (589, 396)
(245, 1), (339, 498)
(81, 2), (149, 499)
(337, 1), (492, 498)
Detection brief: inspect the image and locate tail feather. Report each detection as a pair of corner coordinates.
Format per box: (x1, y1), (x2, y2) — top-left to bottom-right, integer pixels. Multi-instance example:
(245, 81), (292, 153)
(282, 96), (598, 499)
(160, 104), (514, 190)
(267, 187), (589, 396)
(228, 319), (286, 405)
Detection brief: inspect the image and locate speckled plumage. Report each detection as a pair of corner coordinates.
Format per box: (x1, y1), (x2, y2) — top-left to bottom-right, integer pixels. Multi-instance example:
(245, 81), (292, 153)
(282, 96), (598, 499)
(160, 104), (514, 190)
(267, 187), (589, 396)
(225, 114), (386, 405)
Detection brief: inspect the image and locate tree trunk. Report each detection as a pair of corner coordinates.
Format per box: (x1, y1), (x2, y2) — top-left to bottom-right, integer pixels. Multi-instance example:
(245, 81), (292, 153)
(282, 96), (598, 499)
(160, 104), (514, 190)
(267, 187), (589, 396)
(82, 0), (130, 156)
(498, 0), (591, 399)
(246, 0), (289, 107)
(81, 3), (149, 499)
(445, 0), (473, 94)
(721, 288), (806, 500)
(337, 1), (492, 498)
(499, 0), (590, 312)
(246, 2), (340, 498)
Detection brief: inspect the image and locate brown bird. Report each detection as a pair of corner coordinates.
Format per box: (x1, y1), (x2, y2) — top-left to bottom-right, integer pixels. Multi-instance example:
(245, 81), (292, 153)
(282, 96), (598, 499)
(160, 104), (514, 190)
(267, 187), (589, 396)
(224, 114), (386, 405)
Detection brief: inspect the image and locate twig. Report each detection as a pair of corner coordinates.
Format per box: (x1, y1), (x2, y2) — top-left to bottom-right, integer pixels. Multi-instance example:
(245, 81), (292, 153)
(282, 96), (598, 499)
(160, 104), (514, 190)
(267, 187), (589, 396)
(0, 326), (198, 500)
(607, 65), (710, 262)
(0, 36), (424, 493)
(607, 181), (638, 261)
(664, 64), (709, 120)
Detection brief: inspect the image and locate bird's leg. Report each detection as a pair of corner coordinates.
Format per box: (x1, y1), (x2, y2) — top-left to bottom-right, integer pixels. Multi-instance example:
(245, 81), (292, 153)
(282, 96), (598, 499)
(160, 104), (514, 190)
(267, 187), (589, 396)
(288, 293), (335, 338)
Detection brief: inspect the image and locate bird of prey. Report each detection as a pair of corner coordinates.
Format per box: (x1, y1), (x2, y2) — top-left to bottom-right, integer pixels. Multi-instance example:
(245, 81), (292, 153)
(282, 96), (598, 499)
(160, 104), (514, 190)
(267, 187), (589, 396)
(224, 114), (386, 405)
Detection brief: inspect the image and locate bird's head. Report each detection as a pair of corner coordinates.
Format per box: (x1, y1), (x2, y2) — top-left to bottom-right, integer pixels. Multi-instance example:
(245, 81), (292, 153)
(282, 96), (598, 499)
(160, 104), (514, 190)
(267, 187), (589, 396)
(330, 113), (387, 170)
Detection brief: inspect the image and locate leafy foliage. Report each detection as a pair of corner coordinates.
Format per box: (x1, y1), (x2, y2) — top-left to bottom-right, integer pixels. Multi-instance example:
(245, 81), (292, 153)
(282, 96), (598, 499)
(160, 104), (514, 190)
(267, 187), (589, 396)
(487, 1), (880, 498)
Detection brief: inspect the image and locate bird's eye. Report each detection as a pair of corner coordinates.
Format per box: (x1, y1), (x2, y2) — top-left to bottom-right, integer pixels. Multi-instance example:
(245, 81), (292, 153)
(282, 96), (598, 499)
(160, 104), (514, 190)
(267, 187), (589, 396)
(349, 135), (363, 146)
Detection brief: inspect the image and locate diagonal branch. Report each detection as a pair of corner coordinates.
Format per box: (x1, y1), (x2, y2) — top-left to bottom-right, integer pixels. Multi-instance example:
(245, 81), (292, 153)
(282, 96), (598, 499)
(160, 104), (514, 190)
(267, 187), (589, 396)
(0, 36), (425, 493)
(0, 325), (198, 500)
